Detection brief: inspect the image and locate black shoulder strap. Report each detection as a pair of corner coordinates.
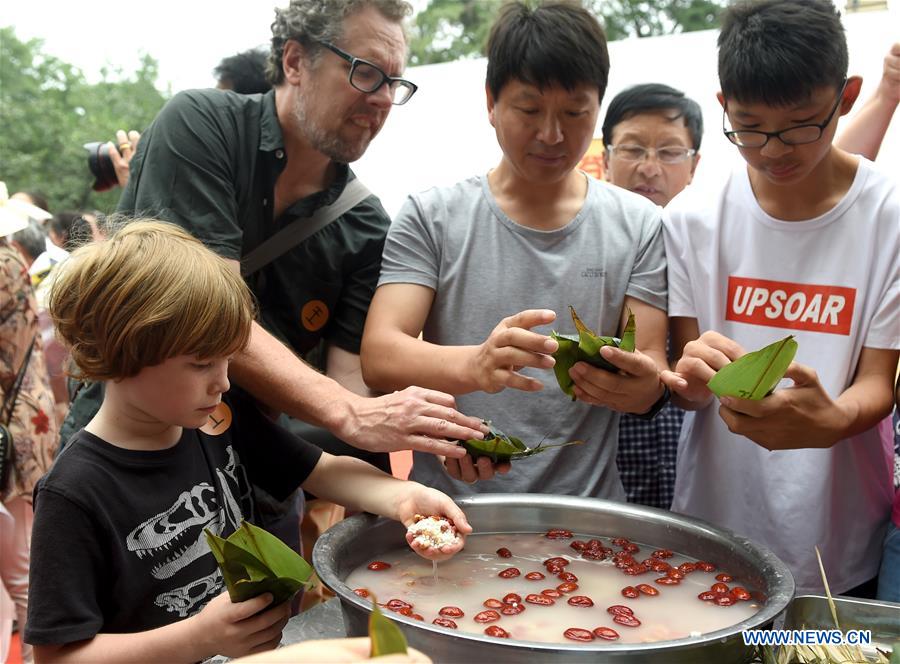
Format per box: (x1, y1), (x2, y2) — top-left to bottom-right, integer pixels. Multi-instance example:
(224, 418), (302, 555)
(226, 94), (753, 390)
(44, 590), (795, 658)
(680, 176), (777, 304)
(1, 335), (37, 426)
(240, 178), (372, 278)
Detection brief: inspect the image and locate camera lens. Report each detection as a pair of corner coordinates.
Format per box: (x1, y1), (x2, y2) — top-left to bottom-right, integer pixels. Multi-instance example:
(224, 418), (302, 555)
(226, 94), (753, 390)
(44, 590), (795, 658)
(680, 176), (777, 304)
(83, 142), (118, 192)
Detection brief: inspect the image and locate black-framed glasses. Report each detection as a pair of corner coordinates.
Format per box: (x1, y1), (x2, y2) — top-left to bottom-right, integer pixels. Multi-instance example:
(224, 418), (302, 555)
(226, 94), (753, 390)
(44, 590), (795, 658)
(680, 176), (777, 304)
(722, 79), (847, 148)
(606, 144), (696, 164)
(318, 41), (417, 105)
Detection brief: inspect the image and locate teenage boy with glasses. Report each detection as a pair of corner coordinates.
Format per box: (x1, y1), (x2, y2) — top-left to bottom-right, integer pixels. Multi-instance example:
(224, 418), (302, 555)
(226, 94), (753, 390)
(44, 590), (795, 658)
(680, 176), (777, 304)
(660, 0), (899, 596)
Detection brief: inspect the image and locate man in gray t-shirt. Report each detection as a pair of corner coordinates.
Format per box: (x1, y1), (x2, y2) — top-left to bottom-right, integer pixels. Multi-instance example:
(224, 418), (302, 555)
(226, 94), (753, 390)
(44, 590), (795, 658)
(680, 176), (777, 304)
(361, 2), (674, 498)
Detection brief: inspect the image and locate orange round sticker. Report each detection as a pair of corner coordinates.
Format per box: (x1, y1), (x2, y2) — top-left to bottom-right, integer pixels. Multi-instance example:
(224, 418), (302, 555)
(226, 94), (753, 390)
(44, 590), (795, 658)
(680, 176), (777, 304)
(200, 402), (233, 436)
(300, 299), (329, 332)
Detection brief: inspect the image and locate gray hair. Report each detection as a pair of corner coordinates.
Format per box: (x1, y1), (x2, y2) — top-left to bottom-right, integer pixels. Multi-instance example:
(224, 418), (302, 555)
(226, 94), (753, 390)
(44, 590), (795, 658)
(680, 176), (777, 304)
(11, 219), (47, 263)
(268, 0), (412, 85)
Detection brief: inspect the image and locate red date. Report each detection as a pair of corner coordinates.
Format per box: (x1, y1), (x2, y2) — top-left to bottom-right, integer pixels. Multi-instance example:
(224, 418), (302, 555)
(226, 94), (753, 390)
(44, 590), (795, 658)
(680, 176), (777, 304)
(525, 571), (546, 581)
(655, 577), (680, 585)
(714, 594), (736, 607)
(496, 547), (512, 558)
(564, 627), (595, 642)
(353, 588), (370, 598)
(432, 617), (458, 629)
(503, 593), (522, 605)
(545, 528), (574, 539)
(568, 595), (594, 607)
(439, 606), (464, 618)
(593, 626), (621, 641)
(499, 567), (521, 578)
(698, 591), (717, 601)
(716, 573), (733, 583)
(411, 613), (424, 621)
(541, 589), (563, 598)
(621, 586), (639, 598)
(557, 572), (579, 583)
(385, 599), (411, 611)
(613, 614), (642, 628)
(483, 598), (504, 608)
(367, 561), (391, 571)
(730, 587), (752, 601)
(474, 610), (501, 623)
(651, 549), (673, 559)
(606, 605), (634, 616)
(544, 557), (569, 568)
(696, 561), (717, 572)
(711, 582), (730, 594)
(557, 582), (579, 593)
(484, 625), (510, 638)
(526, 593), (555, 605)
(501, 603), (525, 615)
(636, 584), (659, 596)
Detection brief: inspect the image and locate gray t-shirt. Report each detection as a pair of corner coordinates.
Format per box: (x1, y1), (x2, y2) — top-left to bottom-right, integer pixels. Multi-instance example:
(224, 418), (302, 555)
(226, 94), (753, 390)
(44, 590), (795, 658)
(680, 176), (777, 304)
(379, 174), (666, 498)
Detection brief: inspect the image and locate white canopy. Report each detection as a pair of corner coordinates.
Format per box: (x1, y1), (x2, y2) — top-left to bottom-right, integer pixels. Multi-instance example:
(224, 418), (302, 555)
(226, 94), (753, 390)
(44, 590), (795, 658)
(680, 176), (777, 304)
(355, 5), (899, 217)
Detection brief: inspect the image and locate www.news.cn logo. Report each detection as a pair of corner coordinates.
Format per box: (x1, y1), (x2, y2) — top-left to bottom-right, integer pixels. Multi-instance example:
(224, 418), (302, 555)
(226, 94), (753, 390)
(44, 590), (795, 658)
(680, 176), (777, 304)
(742, 629), (872, 646)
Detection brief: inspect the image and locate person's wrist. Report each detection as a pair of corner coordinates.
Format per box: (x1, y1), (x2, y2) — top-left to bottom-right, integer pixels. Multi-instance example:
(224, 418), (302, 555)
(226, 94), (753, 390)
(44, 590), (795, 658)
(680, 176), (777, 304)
(631, 381), (670, 420)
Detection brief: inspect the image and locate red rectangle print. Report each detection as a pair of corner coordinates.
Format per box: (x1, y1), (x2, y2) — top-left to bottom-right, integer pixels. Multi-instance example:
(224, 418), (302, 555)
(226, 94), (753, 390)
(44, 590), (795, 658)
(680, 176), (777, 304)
(726, 277), (855, 335)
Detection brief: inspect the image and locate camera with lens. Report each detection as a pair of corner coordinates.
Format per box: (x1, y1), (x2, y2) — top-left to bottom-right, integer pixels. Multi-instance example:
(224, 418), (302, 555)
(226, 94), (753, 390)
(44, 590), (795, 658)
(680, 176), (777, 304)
(83, 141), (118, 192)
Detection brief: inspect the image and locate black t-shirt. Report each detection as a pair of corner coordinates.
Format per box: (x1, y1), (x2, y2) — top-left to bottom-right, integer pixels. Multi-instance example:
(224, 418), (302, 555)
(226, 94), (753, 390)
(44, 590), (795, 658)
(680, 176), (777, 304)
(25, 390), (322, 646)
(117, 88), (390, 359)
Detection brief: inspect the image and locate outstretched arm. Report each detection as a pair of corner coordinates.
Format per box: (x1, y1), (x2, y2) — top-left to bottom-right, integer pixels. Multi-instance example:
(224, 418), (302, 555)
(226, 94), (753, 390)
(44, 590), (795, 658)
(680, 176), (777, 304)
(361, 282), (558, 395)
(836, 42), (900, 160)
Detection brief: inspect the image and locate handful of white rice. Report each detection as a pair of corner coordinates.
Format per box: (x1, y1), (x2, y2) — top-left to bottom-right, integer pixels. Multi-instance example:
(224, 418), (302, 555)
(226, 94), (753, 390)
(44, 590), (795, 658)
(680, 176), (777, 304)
(406, 515), (460, 549)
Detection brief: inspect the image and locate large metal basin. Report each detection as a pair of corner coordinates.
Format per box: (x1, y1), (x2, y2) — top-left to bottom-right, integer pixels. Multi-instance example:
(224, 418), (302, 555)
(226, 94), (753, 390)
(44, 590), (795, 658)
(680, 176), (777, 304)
(313, 493), (794, 663)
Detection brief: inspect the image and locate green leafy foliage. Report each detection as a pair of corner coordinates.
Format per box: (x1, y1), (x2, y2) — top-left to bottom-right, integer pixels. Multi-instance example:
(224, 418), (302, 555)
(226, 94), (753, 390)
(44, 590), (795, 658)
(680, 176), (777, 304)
(0, 27), (167, 213)
(205, 521), (313, 605)
(369, 597), (408, 658)
(459, 422), (584, 463)
(707, 336), (798, 400)
(551, 306), (635, 399)
(408, 0), (726, 64)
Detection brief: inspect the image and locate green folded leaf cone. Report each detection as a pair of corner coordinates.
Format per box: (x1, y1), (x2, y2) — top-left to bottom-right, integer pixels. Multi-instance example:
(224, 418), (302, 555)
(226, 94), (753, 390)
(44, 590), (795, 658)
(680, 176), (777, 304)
(205, 520), (313, 604)
(459, 422), (583, 463)
(707, 335), (798, 400)
(551, 306), (636, 398)
(369, 595), (408, 658)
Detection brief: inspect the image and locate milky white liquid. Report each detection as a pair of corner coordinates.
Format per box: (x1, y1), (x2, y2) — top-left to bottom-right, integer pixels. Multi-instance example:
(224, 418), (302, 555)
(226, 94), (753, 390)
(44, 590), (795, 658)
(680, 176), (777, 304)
(345, 532), (760, 645)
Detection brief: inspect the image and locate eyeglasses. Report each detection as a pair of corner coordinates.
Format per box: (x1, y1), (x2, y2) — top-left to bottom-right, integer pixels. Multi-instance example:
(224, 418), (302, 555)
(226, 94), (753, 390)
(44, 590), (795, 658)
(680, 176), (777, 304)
(606, 144), (697, 164)
(722, 79), (847, 148)
(317, 41), (417, 106)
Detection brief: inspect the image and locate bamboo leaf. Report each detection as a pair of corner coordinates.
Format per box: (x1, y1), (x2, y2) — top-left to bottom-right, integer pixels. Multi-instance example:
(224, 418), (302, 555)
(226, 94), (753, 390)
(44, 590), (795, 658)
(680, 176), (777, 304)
(707, 336), (798, 400)
(551, 306), (636, 396)
(369, 595), (408, 657)
(204, 521), (313, 605)
(459, 423), (583, 463)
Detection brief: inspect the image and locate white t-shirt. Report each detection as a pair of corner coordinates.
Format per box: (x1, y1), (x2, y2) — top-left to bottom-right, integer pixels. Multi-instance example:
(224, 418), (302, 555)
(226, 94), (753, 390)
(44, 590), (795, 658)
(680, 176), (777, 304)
(664, 157), (899, 594)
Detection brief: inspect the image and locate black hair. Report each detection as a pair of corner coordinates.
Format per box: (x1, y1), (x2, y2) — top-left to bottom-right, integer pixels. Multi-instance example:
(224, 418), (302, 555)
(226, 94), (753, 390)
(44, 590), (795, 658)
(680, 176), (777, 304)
(14, 190), (49, 213)
(10, 220), (46, 263)
(48, 211), (81, 246)
(486, 1), (609, 102)
(601, 83), (704, 150)
(718, 0), (848, 106)
(214, 48), (271, 95)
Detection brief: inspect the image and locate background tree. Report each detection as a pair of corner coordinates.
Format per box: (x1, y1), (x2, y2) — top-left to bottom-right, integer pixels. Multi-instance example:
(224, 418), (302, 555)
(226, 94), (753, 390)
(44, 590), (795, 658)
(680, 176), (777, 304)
(0, 27), (167, 213)
(408, 0), (726, 65)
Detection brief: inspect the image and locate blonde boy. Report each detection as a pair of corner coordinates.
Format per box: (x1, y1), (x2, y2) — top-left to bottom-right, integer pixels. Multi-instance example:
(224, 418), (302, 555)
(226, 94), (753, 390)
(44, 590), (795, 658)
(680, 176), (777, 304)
(25, 221), (468, 663)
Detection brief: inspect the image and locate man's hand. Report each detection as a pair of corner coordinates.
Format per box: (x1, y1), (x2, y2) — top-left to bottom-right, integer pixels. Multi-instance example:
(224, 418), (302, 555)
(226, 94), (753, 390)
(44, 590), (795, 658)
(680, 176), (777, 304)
(193, 592), (291, 659)
(716, 362), (852, 451)
(569, 345), (664, 413)
(468, 309), (558, 393)
(109, 129), (141, 188)
(443, 453), (511, 484)
(662, 331), (746, 408)
(230, 637), (432, 663)
(340, 386), (488, 458)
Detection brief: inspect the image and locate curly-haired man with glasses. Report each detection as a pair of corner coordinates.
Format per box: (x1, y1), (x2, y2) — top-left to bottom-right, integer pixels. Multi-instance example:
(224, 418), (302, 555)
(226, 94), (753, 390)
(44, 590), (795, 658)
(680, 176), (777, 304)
(64, 0), (487, 554)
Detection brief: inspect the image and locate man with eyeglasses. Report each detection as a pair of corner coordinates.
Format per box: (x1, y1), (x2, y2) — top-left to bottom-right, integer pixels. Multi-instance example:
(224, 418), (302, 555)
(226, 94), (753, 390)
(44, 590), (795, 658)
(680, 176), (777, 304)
(599, 83), (703, 512)
(659, 0), (898, 597)
(602, 83), (702, 210)
(62, 0), (486, 554)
